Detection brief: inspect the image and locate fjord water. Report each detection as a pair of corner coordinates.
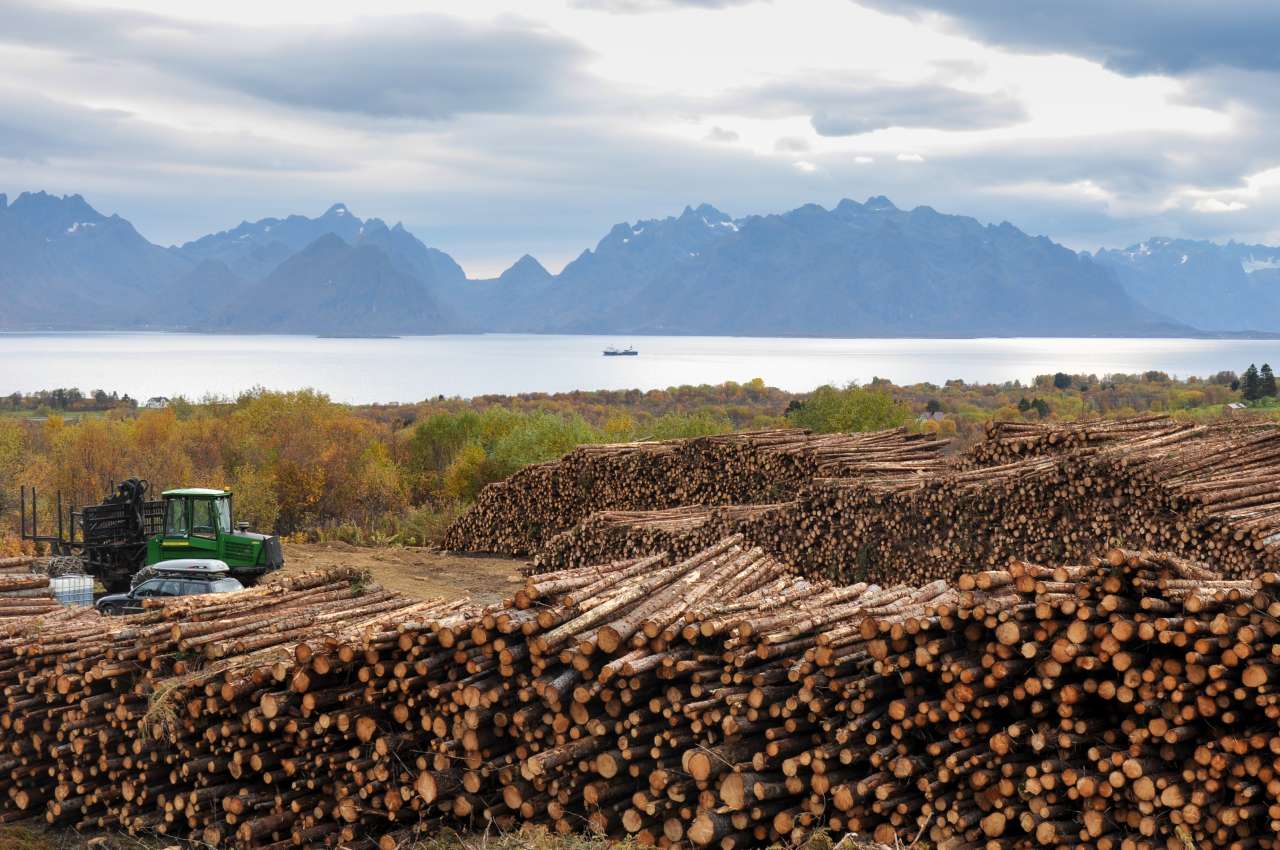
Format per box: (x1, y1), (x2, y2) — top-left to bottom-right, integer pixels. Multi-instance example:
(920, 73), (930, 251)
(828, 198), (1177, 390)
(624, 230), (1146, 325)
(2, 333), (1277, 403)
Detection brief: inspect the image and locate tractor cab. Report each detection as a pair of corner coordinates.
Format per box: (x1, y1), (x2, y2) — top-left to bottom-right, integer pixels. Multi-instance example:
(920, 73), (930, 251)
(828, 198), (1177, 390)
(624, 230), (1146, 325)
(146, 488), (284, 584)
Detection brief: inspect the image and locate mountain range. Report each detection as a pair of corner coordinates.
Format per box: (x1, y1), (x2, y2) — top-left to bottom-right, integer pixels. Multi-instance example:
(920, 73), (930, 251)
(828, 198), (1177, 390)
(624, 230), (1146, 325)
(1, 190), (1276, 336)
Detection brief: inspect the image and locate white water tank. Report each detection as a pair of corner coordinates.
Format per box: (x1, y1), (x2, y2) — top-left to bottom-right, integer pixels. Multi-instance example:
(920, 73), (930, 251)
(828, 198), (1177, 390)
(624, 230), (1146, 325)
(50, 575), (94, 607)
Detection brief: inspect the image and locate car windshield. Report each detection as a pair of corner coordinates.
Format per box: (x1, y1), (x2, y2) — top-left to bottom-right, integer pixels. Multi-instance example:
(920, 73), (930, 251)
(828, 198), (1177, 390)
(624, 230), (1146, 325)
(133, 579), (165, 597)
(210, 578), (244, 592)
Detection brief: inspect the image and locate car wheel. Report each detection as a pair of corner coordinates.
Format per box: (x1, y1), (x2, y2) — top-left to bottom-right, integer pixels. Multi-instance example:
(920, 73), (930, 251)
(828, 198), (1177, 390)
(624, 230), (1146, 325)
(98, 604), (121, 616)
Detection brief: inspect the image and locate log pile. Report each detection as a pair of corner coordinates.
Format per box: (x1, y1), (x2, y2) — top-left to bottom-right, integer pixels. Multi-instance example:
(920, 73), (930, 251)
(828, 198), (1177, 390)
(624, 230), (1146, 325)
(642, 544), (1280, 849)
(450, 417), (1280, 588)
(954, 414), (1186, 469)
(0, 572), (61, 618)
(532, 503), (792, 574)
(742, 420), (1280, 585)
(0, 568), (459, 843)
(443, 428), (948, 555)
(4, 540), (1280, 847)
(0, 555), (37, 573)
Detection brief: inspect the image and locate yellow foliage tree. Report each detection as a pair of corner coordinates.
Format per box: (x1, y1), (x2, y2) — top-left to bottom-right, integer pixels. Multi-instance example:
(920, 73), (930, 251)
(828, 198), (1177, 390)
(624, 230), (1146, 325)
(230, 464), (280, 533)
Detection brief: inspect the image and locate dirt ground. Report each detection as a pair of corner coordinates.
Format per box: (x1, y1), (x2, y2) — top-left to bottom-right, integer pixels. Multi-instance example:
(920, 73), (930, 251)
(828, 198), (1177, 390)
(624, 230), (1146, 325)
(281, 541), (527, 605)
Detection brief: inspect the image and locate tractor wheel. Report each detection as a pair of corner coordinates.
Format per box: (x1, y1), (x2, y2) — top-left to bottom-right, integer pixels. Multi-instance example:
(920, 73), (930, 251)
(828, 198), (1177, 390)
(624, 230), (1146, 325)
(42, 555), (87, 577)
(130, 565), (158, 588)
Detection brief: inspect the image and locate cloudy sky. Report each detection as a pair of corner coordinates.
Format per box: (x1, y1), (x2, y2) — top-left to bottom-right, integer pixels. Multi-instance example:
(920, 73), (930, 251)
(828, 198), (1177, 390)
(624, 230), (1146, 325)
(4, 0), (1280, 276)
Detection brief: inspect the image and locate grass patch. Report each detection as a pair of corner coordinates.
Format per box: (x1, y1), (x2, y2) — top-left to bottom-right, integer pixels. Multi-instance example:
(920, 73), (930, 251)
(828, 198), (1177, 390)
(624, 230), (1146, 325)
(406, 827), (630, 850)
(1, 818), (897, 850)
(0, 827), (57, 850)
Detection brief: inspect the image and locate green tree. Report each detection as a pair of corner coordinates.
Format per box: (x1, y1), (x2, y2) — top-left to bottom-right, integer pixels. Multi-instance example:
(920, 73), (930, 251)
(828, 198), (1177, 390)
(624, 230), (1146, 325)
(1031, 398), (1051, 418)
(1261, 364), (1278, 399)
(1243, 364), (1261, 401)
(925, 399), (942, 414)
(1052, 373), (1072, 390)
(642, 411), (731, 440)
(785, 383), (910, 433)
(442, 443), (494, 502)
(489, 413), (601, 477)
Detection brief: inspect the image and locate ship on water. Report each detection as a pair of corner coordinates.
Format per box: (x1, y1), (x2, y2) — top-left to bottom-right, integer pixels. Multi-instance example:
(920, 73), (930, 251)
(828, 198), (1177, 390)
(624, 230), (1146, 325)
(603, 346), (638, 356)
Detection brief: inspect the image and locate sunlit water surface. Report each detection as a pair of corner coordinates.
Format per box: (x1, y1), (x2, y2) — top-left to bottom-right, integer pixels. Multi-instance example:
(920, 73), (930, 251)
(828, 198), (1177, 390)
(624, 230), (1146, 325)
(2, 333), (1277, 403)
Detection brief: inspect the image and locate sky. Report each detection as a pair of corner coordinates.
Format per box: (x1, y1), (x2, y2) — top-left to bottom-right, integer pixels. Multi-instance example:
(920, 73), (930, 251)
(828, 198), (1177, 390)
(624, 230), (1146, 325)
(4, 0), (1280, 277)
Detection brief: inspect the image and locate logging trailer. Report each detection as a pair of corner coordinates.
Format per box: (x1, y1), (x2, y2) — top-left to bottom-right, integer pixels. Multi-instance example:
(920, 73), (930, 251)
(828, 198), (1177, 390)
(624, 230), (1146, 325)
(19, 478), (284, 591)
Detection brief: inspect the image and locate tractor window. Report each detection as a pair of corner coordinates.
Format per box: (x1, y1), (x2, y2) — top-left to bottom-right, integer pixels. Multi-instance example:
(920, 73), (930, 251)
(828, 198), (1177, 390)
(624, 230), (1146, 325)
(192, 499), (219, 539)
(164, 498), (190, 537)
(214, 497), (231, 534)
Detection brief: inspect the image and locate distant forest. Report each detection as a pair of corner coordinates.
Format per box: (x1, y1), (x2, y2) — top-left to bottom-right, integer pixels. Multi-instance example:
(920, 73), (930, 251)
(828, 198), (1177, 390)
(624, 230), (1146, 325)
(2, 369), (1277, 555)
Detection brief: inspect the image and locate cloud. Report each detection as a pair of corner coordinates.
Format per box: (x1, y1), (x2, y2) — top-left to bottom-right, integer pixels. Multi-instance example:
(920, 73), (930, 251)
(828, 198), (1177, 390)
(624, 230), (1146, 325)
(1194, 198), (1248, 213)
(0, 85), (334, 171)
(572, 0), (766, 11)
(733, 76), (1026, 135)
(0, 2), (594, 120)
(6, 0), (1280, 270)
(856, 0), (1280, 76)
(774, 137), (810, 153)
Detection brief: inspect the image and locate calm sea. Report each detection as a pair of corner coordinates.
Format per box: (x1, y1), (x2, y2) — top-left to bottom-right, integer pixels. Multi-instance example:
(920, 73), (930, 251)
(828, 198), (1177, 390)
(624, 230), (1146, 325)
(2, 333), (1277, 403)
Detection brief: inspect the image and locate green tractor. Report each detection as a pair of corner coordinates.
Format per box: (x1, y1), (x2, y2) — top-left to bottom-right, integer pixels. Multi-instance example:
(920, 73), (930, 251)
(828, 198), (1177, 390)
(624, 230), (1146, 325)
(147, 487), (284, 580)
(20, 479), (284, 591)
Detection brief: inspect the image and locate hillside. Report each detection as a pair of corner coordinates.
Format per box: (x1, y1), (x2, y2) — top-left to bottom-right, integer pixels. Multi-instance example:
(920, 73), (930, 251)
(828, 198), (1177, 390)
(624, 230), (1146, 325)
(222, 233), (464, 335)
(3, 189), (1278, 336)
(0, 191), (190, 328)
(0, 194), (469, 335)
(1095, 237), (1280, 332)
(460, 197), (1177, 336)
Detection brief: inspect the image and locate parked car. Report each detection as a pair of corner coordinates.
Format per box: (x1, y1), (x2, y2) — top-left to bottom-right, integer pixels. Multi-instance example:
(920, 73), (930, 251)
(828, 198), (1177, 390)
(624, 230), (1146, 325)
(96, 558), (244, 615)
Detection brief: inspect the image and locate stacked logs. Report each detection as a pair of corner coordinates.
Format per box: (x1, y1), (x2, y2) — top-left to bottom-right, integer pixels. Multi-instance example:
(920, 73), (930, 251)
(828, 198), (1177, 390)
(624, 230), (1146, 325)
(0, 555), (37, 573)
(658, 545), (1280, 849)
(450, 417), (1280, 586)
(5, 541), (1280, 847)
(532, 503), (792, 574)
(740, 420), (1280, 585)
(954, 414), (1186, 468)
(0, 572), (62, 617)
(443, 428), (948, 555)
(0, 568), (461, 842)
